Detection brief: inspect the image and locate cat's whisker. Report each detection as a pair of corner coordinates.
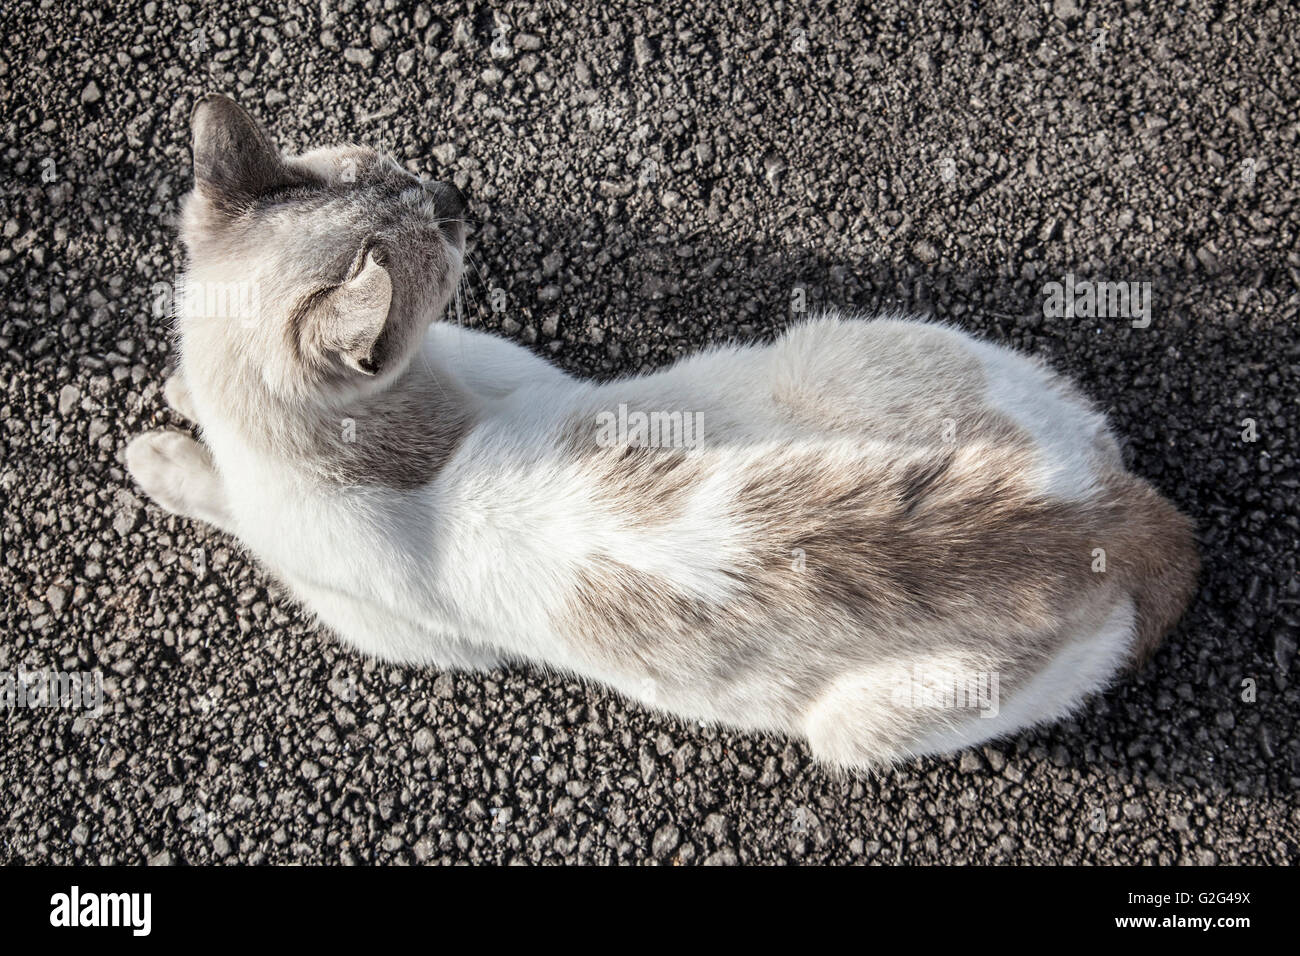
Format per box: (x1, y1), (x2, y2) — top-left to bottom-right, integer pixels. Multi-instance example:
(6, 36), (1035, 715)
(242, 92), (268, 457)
(454, 251), (489, 328)
(464, 253), (493, 321)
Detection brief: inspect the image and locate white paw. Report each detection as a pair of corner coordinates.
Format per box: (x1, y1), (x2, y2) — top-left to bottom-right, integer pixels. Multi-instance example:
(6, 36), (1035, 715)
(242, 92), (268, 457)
(163, 373), (199, 421)
(125, 430), (223, 523)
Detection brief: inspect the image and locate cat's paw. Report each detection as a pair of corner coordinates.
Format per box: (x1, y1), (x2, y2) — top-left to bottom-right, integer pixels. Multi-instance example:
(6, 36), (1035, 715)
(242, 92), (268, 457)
(163, 372), (199, 422)
(125, 430), (229, 528)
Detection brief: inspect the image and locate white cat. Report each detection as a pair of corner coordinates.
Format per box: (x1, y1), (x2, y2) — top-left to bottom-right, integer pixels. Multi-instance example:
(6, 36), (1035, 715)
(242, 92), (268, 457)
(127, 95), (1198, 770)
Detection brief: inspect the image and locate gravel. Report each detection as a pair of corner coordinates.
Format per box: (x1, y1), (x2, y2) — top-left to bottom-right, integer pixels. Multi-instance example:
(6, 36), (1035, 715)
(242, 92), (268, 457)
(1, 0), (1298, 864)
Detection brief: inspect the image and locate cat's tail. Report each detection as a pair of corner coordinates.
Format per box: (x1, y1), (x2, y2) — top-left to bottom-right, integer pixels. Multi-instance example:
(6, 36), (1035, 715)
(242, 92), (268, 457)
(1110, 474), (1200, 668)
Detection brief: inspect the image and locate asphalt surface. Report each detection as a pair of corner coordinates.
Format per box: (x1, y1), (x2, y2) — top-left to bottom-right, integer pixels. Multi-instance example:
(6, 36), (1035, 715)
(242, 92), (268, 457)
(2, 0), (1298, 865)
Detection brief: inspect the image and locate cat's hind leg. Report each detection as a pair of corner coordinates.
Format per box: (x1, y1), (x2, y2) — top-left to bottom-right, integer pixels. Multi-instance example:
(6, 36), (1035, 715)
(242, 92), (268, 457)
(801, 664), (925, 772)
(801, 650), (999, 772)
(125, 430), (231, 531)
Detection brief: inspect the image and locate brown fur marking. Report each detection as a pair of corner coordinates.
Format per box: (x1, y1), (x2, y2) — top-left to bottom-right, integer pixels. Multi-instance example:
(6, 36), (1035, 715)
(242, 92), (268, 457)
(555, 431), (1197, 734)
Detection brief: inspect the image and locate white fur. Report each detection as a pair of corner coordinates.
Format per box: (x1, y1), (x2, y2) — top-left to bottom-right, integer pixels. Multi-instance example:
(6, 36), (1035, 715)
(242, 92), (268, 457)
(911, 597), (1137, 757)
(966, 337), (1118, 501)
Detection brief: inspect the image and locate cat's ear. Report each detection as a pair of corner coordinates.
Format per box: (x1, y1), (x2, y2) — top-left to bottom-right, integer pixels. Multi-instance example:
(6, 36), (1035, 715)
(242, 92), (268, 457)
(318, 251), (394, 376)
(191, 93), (295, 214)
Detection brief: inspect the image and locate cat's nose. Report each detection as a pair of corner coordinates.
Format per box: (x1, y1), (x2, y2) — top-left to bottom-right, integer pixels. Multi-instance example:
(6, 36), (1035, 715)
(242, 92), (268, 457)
(424, 180), (467, 220)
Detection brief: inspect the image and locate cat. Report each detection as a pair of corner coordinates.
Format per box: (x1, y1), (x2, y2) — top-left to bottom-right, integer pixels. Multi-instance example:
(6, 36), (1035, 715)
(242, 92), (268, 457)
(126, 94), (1198, 770)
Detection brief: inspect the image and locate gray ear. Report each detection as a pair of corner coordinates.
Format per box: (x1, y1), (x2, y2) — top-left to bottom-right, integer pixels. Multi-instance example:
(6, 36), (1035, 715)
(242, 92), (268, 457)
(191, 94), (296, 214)
(319, 252), (394, 375)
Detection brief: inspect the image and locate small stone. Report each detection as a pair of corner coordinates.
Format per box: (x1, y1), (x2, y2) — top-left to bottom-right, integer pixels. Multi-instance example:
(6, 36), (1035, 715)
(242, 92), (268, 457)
(58, 384), (80, 416)
(959, 751), (984, 773)
(703, 813), (731, 843)
(81, 80), (101, 104)
(634, 35), (655, 67)
(982, 746), (1006, 772)
(651, 823), (680, 859)
(1053, 0), (1080, 20)
(763, 153), (785, 184)
(1258, 726), (1276, 759)
(45, 585), (67, 614)
(1273, 628), (1295, 672)
(112, 509), (137, 537)
(343, 48), (375, 69)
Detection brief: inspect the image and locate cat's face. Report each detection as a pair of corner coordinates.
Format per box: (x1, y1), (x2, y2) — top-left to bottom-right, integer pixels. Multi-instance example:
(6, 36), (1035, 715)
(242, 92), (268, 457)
(178, 94), (466, 398)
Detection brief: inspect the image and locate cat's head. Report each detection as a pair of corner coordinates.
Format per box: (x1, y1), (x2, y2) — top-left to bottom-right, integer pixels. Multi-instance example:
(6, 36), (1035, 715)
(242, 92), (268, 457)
(178, 94), (466, 399)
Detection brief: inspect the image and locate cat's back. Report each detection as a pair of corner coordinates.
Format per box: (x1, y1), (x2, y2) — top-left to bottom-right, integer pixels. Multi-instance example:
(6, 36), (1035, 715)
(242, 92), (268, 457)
(500, 313), (1197, 760)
